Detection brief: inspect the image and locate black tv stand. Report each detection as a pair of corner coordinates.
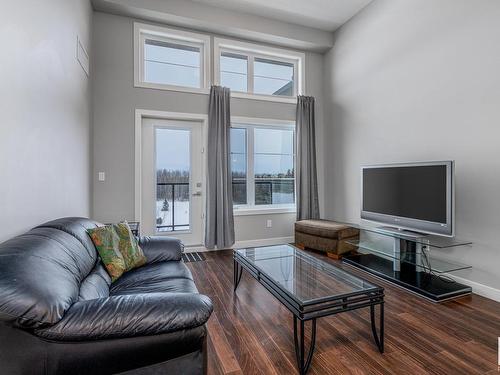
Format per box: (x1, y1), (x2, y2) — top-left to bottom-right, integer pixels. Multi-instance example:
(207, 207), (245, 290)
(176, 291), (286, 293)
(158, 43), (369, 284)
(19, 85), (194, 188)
(340, 224), (472, 302)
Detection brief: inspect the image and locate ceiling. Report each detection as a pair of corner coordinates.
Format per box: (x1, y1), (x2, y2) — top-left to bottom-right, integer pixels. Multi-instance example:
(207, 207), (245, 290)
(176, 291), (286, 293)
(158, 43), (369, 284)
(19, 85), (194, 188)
(191, 0), (373, 32)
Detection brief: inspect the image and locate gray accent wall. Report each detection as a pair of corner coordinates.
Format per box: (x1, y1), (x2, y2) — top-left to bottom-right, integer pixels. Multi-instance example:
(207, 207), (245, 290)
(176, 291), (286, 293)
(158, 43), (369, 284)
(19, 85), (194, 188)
(92, 0), (334, 52)
(323, 0), (500, 289)
(92, 12), (325, 243)
(0, 0), (93, 242)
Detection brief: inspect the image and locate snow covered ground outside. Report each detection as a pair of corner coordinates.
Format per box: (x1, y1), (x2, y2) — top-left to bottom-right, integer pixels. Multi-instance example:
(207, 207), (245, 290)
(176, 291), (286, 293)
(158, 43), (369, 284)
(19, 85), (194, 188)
(271, 192), (294, 204)
(154, 192), (292, 232)
(156, 200), (190, 232)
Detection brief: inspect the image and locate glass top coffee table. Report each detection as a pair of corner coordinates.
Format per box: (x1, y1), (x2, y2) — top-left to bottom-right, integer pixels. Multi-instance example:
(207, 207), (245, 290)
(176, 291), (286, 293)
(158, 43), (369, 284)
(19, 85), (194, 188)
(234, 244), (384, 375)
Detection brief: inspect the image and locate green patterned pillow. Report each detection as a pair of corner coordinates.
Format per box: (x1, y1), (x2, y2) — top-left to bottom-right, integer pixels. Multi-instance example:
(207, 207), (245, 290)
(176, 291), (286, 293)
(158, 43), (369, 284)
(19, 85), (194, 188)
(113, 222), (147, 271)
(88, 225), (126, 282)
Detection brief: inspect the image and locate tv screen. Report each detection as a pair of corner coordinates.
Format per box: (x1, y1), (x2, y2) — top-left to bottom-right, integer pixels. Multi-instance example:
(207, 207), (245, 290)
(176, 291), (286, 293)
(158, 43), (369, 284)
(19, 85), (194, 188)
(361, 162), (453, 236)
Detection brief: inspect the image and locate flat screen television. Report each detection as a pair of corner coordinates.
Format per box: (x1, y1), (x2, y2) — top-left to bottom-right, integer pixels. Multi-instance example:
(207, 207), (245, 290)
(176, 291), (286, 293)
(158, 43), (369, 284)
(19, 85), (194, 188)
(361, 161), (454, 237)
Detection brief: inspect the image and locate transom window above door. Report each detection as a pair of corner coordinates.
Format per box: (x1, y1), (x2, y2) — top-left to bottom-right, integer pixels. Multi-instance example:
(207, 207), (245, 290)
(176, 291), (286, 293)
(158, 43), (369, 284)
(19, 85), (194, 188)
(215, 38), (305, 103)
(231, 118), (296, 215)
(134, 23), (211, 93)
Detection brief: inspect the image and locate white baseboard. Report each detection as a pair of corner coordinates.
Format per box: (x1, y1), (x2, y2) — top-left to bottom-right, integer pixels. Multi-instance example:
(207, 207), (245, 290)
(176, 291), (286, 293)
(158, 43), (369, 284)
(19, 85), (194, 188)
(184, 236), (294, 253)
(446, 274), (500, 302)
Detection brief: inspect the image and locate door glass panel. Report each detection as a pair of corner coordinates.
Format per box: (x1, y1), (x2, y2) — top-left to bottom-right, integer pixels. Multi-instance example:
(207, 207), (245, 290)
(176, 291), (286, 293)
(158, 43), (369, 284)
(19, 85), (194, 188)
(156, 128), (191, 232)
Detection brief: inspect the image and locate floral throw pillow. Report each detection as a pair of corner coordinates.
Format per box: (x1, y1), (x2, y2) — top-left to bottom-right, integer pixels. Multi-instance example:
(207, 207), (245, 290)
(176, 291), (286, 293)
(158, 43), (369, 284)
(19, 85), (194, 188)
(87, 225), (126, 282)
(113, 222), (147, 271)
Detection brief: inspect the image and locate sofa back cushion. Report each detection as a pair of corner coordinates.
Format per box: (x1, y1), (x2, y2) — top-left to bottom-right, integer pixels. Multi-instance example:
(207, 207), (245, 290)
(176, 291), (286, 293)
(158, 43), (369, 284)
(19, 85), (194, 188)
(36, 217), (101, 259)
(0, 217), (101, 328)
(78, 262), (111, 301)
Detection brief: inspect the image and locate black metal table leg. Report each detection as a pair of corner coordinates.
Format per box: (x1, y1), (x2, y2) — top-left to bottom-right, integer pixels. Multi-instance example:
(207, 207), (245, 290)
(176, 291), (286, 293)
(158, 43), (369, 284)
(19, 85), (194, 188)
(233, 259), (243, 291)
(293, 317), (317, 375)
(370, 302), (384, 353)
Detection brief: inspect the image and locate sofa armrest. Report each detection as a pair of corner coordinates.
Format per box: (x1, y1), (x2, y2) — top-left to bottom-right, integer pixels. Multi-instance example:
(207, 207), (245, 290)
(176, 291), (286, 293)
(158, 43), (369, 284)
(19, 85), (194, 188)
(138, 236), (183, 263)
(34, 293), (213, 341)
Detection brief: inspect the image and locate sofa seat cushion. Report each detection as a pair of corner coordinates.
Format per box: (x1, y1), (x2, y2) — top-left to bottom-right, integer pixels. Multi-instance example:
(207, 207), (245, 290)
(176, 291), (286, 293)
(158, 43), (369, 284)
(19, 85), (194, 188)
(110, 262), (196, 296)
(295, 219), (359, 240)
(34, 293), (213, 341)
(112, 276), (198, 295)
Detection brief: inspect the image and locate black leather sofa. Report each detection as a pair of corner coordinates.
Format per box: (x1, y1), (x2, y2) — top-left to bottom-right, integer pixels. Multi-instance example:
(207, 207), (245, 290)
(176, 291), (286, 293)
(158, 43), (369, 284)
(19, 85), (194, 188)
(0, 217), (213, 374)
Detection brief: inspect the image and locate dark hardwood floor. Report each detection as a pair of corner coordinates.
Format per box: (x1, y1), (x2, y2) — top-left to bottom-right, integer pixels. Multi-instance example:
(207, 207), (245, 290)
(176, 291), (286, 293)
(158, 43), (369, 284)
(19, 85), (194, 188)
(186, 249), (500, 375)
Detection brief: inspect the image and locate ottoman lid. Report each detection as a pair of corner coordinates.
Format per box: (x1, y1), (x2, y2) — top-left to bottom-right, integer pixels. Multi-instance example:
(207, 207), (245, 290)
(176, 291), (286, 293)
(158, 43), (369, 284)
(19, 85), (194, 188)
(295, 219), (359, 240)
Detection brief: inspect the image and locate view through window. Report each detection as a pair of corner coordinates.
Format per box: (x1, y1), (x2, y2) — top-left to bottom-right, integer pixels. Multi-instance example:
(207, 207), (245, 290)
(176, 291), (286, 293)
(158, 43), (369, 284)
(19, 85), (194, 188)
(254, 57), (294, 96)
(231, 123), (295, 208)
(220, 52), (296, 97)
(220, 52), (248, 92)
(215, 38), (303, 99)
(231, 128), (247, 205)
(144, 39), (201, 88)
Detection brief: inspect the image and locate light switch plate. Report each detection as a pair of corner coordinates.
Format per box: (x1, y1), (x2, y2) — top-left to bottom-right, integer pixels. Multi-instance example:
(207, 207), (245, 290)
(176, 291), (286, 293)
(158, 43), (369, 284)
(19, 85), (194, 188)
(98, 172), (105, 181)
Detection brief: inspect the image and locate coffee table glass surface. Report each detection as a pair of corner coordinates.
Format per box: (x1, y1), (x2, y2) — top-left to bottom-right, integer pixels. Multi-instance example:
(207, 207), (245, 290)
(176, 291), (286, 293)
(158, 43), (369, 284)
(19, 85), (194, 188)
(234, 244), (384, 375)
(235, 244), (380, 305)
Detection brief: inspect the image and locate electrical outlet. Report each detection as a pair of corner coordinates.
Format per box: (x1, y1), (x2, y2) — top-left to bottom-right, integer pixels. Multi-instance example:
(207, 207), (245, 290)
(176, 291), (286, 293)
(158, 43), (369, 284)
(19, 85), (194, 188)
(266, 219), (272, 228)
(98, 172), (105, 181)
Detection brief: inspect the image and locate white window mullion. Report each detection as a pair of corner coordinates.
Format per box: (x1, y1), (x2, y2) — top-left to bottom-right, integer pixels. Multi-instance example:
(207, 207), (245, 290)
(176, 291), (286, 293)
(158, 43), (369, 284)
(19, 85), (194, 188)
(247, 126), (255, 206)
(293, 60), (299, 96)
(248, 54), (255, 94)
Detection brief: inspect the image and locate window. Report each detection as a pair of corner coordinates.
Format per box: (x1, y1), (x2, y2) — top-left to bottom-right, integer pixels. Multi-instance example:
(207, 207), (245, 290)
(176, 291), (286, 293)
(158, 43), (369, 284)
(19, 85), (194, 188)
(254, 57), (294, 96)
(144, 40), (200, 88)
(134, 23), (210, 92)
(215, 38), (304, 102)
(231, 128), (247, 205)
(231, 119), (295, 213)
(220, 52), (248, 92)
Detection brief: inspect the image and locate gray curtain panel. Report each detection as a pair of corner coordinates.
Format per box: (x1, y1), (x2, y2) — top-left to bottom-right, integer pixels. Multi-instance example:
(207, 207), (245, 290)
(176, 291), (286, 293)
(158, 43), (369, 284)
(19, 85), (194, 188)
(296, 95), (320, 220)
(205, 86), (235, 249)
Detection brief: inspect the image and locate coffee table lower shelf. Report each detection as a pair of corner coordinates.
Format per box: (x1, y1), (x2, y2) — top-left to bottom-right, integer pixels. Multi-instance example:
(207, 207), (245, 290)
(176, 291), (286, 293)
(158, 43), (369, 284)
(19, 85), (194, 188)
(233, 251), (385, 375)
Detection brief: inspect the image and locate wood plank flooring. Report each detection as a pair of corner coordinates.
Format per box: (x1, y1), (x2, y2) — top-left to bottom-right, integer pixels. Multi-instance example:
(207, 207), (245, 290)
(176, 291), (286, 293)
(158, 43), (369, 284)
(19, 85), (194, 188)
(186, 249), (500, 375)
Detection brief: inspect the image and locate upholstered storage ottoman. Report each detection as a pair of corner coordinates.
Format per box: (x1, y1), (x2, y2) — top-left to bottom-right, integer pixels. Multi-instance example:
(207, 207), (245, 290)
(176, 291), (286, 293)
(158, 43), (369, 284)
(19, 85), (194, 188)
(295, 219), (359, 259)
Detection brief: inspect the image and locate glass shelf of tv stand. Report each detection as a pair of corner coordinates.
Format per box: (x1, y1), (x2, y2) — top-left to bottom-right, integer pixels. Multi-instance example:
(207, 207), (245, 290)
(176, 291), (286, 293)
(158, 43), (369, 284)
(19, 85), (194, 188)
(344, 238), (472, 274)
(342, 222), (473, 249)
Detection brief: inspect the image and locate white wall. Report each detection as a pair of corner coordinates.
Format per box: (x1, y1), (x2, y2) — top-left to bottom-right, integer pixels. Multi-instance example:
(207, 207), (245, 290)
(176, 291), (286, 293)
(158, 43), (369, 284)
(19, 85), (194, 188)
(92, 12), (325, 243)
(323, 0), (500, 291)
(0, 0), (93, 242)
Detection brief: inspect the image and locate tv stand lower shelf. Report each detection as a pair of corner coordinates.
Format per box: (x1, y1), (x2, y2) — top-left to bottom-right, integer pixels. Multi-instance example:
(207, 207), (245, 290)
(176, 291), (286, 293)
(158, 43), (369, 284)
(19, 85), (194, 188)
(342, 253), (472, 302)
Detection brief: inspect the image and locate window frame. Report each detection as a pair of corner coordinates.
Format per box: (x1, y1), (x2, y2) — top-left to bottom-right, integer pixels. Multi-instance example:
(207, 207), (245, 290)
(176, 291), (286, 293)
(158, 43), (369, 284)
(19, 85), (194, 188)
(134, 22), (211, 94)
(231, 117), (296, 216)
(215, 38), (305, 104)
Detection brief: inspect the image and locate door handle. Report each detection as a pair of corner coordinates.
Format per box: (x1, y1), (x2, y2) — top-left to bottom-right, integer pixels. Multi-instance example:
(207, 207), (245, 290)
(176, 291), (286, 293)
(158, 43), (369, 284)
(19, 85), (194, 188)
(192, 191), (202, 196)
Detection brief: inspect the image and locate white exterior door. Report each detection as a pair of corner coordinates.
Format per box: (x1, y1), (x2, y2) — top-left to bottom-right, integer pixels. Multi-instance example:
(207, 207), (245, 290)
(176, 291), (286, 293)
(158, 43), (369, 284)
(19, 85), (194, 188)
(141, 117), (204, 247)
